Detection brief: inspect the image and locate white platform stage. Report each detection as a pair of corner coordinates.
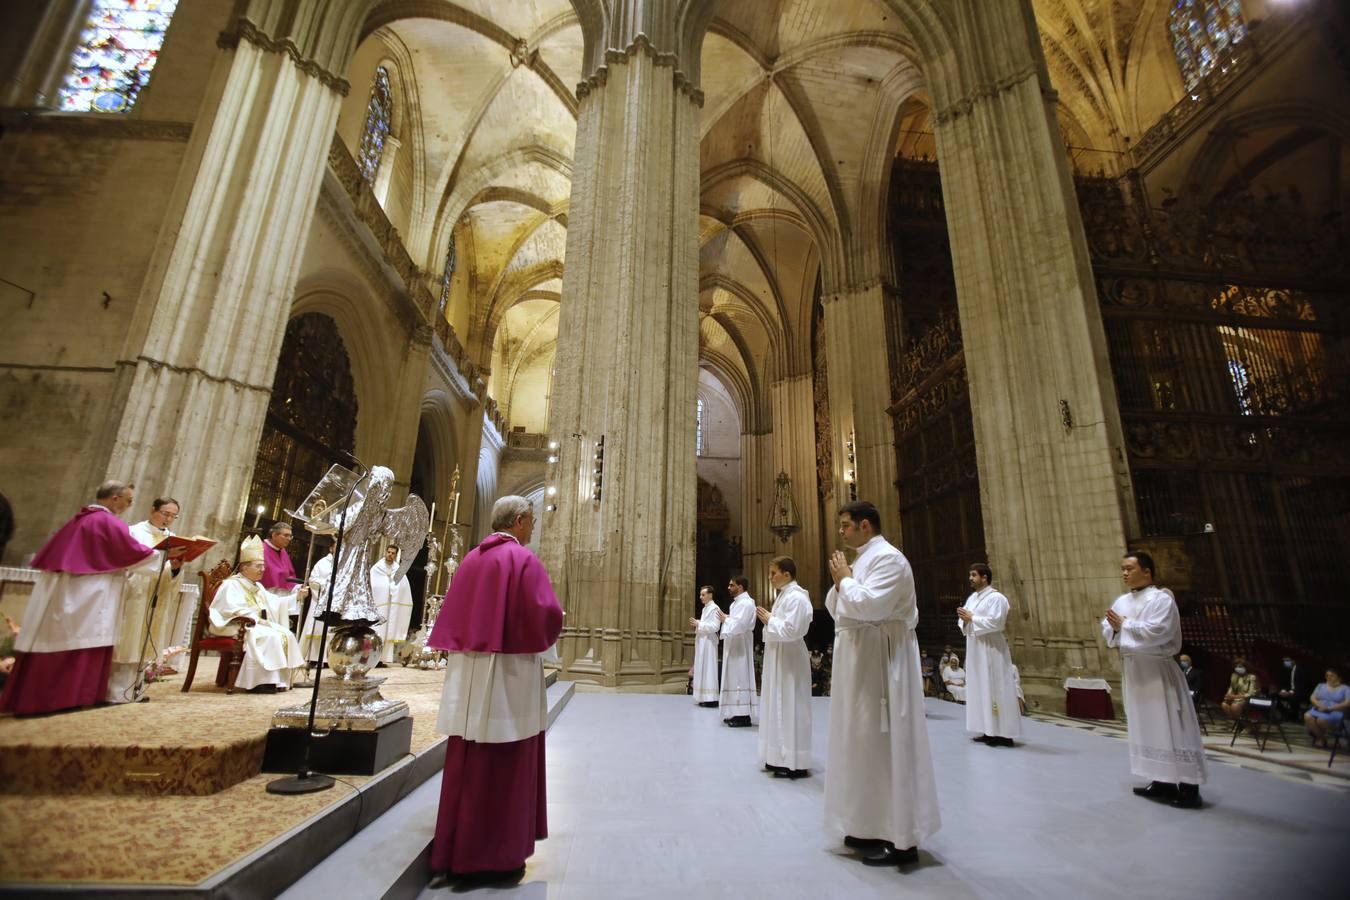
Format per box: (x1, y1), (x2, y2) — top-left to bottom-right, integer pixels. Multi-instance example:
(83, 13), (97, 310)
(403, 693), (1348, 900)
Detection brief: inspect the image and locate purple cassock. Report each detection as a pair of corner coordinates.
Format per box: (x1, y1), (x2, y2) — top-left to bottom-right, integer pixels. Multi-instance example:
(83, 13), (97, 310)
(260, 539), (297, 594)
(1, 506), (153, 715)
(427, 533), (564, 875)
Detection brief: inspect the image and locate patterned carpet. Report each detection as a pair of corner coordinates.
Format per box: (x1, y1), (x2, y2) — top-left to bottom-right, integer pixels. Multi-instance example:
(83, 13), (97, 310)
(0, 664), (449, 886)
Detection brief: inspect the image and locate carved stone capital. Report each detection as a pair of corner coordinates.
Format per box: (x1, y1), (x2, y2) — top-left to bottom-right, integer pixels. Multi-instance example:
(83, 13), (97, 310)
(218, 18), (351, 96)
(933, 66), (1040, 126)
(576, 33), (704, 107)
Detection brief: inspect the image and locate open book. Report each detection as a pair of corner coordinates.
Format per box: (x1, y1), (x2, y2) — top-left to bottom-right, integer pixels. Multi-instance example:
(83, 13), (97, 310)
(153, 534), (217, 563)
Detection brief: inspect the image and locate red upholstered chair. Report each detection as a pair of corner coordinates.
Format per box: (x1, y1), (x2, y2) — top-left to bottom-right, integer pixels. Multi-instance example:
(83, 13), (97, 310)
(180, 561), (248, 694)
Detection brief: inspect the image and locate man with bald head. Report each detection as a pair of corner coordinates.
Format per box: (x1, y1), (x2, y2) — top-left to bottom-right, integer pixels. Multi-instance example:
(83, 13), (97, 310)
(1, 480), (174, 715)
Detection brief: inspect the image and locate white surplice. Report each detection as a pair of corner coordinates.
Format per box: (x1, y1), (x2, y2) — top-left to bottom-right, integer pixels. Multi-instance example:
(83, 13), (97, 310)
(1102, 586), (1207, 785)
(824, 535), (941, 850)
(759, 581), (813, 770)
(106, 521), (183, 702)
(959, 586), (1022, 739)
(692, 600), (721, 703)
(300, 553), (333, 662)
(436, 652), (548, 743)
(370, 558), (414, 664)
(209, 575), (304, 690)
(719, 593), (759, 722)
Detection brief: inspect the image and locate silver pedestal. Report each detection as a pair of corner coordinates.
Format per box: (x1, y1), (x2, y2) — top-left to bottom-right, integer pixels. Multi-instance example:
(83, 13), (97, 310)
(272, 674), (409, 732)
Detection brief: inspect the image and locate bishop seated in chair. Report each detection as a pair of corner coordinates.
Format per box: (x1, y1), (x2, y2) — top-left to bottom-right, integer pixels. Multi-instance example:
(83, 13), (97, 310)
(209, 536), (307, 693)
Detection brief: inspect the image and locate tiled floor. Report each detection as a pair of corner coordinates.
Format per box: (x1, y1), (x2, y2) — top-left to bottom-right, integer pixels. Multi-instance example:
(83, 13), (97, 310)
(420, 694), (1350, 899)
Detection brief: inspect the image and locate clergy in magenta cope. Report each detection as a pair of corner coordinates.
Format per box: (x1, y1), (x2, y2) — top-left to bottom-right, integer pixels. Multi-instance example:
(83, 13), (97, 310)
(425, 495), (563, 887)
(0, 481), (178, 716)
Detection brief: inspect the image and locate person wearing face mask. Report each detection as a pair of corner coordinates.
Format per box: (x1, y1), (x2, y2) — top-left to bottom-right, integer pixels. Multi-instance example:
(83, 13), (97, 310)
(1274, 656), (1311, 723)
(941, 653), (966, 703)
(1220, 657), (1259, 721)
(1177, 654), (1202, 696)
(1103, 551), (1206, 809)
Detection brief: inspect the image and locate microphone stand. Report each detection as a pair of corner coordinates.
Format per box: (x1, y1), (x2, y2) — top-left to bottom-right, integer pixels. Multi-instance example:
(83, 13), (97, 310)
(267, 461), (368, 796)
(128, 545), (172, 702)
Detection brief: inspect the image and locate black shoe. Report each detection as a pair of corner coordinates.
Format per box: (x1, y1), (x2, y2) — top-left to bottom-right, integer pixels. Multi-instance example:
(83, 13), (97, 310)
(698, 701), (719, 708)
(1132, 781), (1178, 799)
(972, 734), (991, 743)
(844, 835), (888, 850)
(987, 737), (1015, 748)
(725, 716), (752, 728)
(862, 844), (918, 867)
(1172, 784), (1203, 809)
(785, 768), (810, 780)
(765, 764), (787, 773)
(249, 684), (279, 694)
(450, 865), (526, 887)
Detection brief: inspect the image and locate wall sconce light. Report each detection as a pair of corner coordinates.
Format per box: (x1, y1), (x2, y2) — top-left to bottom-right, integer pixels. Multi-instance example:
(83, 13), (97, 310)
(844, 431), (858, 502)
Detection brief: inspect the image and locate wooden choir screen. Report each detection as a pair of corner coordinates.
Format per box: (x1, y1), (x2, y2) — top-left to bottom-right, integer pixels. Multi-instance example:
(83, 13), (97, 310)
(245, 313), (359, 563)
(886, 159), (985, 652)
(1079, 174), (1350, 661)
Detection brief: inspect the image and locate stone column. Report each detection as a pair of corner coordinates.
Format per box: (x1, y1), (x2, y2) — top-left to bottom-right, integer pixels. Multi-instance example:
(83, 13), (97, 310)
(541, 2), (714, 687)
(738, 427), (775, 603)
(821, 281), (902, 536)
(768, 373), (824, 601)
(96, 4), (369, 544)
(930, 0), (1135, 704)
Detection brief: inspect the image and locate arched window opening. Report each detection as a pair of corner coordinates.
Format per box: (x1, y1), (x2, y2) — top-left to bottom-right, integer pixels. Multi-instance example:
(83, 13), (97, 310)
(357, 66), (393, 183)
(1168, 0), (1247, 94)
(58, 0), (179, 113)
(439, 233), (457, 315)
(695, 396), (706, 457)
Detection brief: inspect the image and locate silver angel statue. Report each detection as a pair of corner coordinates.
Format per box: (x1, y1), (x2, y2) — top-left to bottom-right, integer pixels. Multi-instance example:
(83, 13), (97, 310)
(322, 466), (429, 627)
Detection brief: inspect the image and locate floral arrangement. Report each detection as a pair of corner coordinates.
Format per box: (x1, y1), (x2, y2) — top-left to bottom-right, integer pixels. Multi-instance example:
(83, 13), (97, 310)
(143, 646), (184, 683)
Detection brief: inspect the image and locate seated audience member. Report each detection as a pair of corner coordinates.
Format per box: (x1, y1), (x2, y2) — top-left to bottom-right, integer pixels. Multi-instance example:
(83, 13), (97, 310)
(1304, 668), (1350, 749)
(921, 651), (937, 697)
(1275, 655), (1312, 723)
(0, 615), (17, 690)
(1178, 654), (1202, 696)
(1220, 656), (1259, 720)
(942, 653), (967, 703)
(208, 536), (307, 693)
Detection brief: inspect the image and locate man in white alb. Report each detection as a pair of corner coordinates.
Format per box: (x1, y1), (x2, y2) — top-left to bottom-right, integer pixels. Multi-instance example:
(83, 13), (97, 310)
(300, 541), (334, 664)
(1103, 551), (1206, 809)
(757, 556), (812, 778)
(825, 500), (940, 869)
(109, 496), (186, 702)
(958, 563), (1021, 747)
(689, 585), (721, 707)
(718, 575), (758, 727)
(371, 543), (414, 666)
(208, 536), (307, 692)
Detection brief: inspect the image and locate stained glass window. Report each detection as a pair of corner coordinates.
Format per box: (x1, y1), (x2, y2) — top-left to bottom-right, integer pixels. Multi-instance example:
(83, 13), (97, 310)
(696, 397), (706, 456)
(357, 67), (393, 183)
(1168, 0), (1247, 94)
(439, 233), (457, 315)
(57, 0), (179, 113)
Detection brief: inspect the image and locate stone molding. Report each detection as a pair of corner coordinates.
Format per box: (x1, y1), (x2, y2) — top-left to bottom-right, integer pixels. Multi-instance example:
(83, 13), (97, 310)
(575, 33), (704, 107)
(933, 65), (1042, 125)
(217, 17), (351, 96)
(0, 111), (193, 142)
(113, 354), (273, 396)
